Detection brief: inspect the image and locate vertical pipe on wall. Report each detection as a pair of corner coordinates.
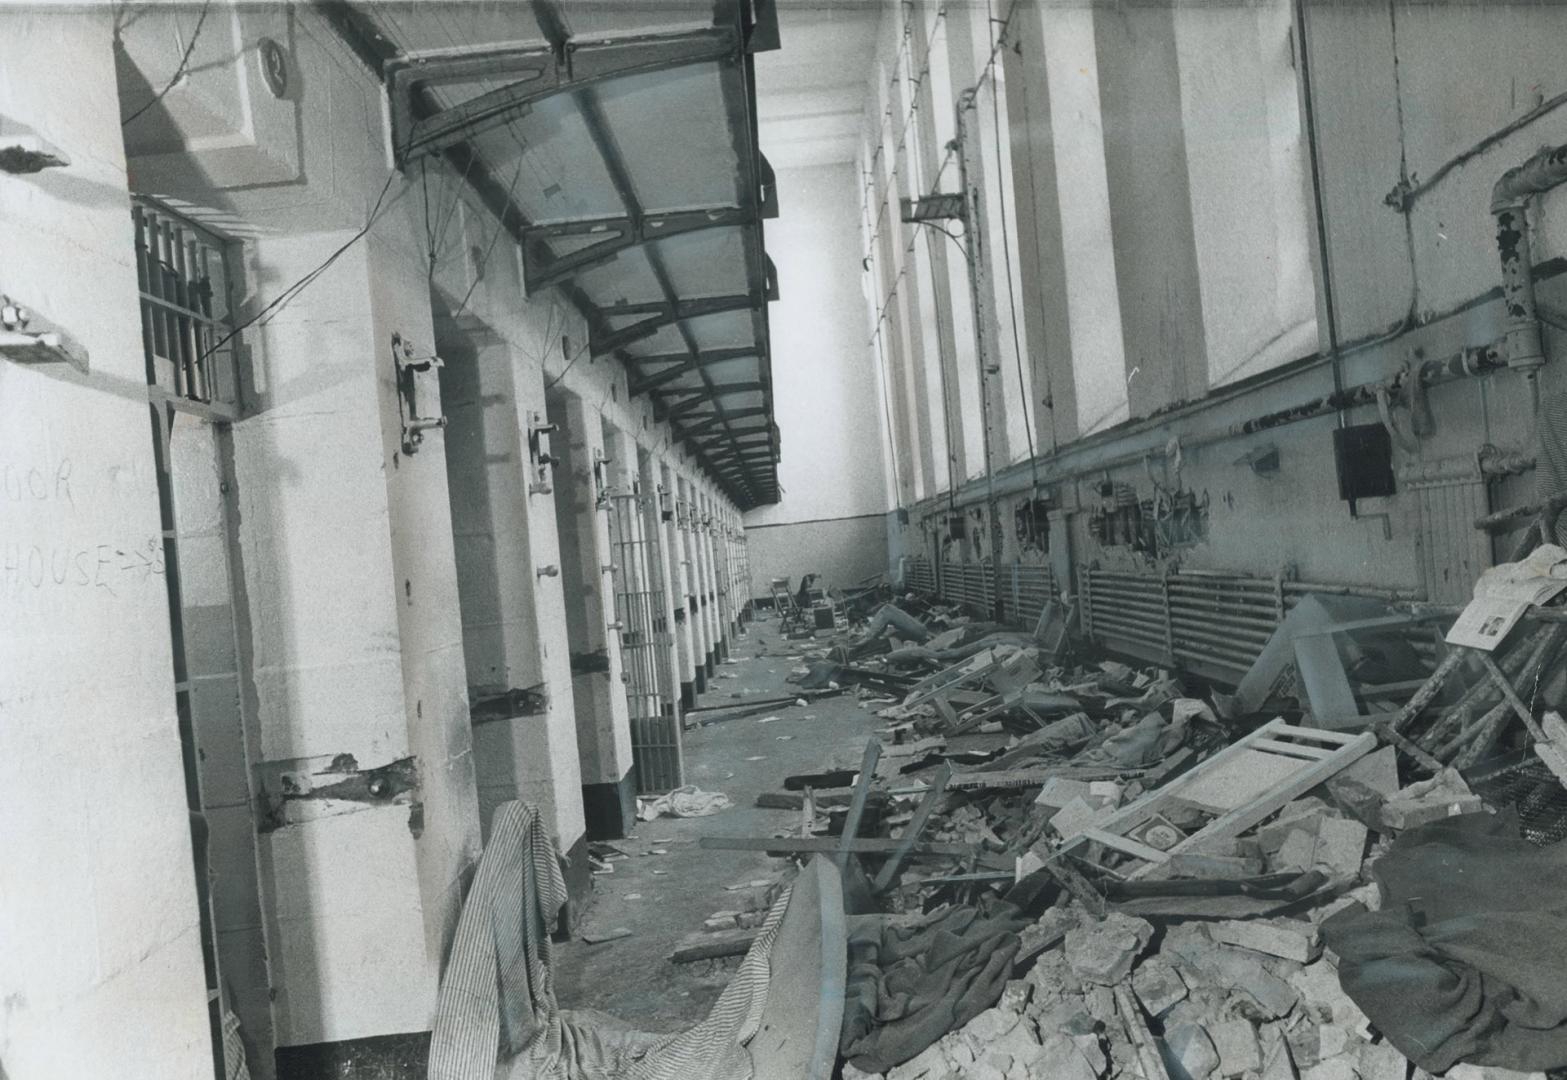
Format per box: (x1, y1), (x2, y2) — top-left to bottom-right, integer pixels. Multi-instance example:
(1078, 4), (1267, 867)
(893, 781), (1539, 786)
(1491, 142), (1567, 413)
(1292, 0), (1346, 430)
(956, 95), (1007, 623)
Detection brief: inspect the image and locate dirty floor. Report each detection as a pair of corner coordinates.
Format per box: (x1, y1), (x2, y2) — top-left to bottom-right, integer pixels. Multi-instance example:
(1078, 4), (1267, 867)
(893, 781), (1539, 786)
(553, 612), (880, 1031)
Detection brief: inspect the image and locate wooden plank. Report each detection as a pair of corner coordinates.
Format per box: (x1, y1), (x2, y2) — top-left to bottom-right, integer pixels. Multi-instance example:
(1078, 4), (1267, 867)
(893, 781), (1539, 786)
(837, 739), (883, 871)
(1070, 719), (1292, 837)
(669, 927), (761, 963)
(874, 763), (952, 891)
(1127, 731), (1375, 879)
(1115, 985), (1173, 1080)
(1079, 827), (1171, 864)
(1172, 749), (1306, 814)
(699, 836), (973, 856)
(1270, 723), (1361, 744)
(751, 856), (847, 1080)
(883, 736), (945, 759)
(1250, 738), (1333, 759)
(1478, 652), (1549, 741)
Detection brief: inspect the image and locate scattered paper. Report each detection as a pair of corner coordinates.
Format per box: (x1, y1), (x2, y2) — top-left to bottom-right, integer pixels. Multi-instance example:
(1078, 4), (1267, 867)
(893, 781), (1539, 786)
(1447, 544), (1567, 650)
(636, 785), (734, 821)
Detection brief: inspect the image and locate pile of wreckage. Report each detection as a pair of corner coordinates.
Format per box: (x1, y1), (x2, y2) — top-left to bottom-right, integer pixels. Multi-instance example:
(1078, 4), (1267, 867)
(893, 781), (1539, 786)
(712, 545), (1567, 1080)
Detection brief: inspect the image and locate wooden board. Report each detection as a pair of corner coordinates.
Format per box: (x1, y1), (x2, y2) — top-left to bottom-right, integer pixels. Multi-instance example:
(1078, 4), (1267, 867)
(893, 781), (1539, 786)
(750, 856), (847, 1080)
(699, 836), (972, 857)
(669, 927), (762, 963)
(1056, 718), (1375, 882)
(1172, 749), (1310, 814)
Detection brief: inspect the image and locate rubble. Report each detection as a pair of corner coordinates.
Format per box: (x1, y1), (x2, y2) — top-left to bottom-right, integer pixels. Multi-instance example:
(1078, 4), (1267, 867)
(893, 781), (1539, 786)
(1064, 913), (1154, 985)
(724, 577), (1567, 1080)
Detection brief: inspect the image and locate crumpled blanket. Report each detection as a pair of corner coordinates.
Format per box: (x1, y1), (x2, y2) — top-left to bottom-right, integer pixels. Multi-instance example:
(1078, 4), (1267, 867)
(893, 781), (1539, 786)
(430, 800), (793, 1080)
(839, 901), (1029, 1074)
(1322, 809), (1567, 1074)
(636, 786), (733, 821)
(1075, 711), (1188, 769)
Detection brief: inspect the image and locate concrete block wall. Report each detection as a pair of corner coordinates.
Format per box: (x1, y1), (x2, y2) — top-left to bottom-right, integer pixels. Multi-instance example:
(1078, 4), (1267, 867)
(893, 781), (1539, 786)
(0, 9), (213, 1077)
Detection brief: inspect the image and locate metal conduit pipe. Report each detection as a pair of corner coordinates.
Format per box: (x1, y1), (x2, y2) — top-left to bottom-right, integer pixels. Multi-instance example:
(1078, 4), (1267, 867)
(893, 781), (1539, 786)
(1492, 142), (1567, 386)
(1236, 342), (1506, 436)
(929, 341), (1509, 513)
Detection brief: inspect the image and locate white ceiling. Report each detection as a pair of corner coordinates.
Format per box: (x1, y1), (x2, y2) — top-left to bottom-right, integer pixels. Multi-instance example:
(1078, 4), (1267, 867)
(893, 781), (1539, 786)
(754, 1), (882, 169)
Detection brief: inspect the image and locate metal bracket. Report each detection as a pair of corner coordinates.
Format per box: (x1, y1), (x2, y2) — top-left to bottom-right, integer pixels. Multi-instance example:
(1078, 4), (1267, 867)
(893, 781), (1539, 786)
(527, 410), (558, 493)
(0, 294), (88, 373)
(900, 193), (967, 224)
(391, 332), (446, 455)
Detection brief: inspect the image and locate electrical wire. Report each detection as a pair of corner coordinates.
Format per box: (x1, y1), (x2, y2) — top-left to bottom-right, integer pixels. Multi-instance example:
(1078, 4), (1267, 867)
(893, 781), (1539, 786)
(545, 323), (594, 390)
(449, 161), (526, 322)
(200, 167), (400, 362)
(862, 0), (1024, 346)
(121, 0), (212, 127)
(983, 0), (1039, 497)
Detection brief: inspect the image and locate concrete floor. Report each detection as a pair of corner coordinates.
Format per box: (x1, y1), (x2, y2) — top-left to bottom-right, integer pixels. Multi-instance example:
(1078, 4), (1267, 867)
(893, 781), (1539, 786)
(553, 613), (880, 1031)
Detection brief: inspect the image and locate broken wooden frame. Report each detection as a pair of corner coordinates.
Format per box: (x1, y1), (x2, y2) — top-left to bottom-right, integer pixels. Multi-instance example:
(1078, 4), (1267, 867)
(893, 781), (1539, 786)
(1380, 617), (1567, 774)
(1052, 719), (1375, 881)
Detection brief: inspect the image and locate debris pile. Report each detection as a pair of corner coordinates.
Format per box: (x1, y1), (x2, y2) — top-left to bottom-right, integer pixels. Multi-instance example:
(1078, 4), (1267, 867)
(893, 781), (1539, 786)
(727, 574), (1567, 1080)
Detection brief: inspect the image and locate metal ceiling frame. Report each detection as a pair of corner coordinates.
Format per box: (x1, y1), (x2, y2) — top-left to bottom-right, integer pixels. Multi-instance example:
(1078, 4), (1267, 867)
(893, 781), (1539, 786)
(521, 207), (754, 292)
(324, 0), (781, 506)
(626, 346), (760, 395)
(386, 27), (740, 164)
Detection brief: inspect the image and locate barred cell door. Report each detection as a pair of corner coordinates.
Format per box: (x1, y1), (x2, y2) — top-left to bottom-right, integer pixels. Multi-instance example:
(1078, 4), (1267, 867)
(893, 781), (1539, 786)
(607, 491), (683, 793)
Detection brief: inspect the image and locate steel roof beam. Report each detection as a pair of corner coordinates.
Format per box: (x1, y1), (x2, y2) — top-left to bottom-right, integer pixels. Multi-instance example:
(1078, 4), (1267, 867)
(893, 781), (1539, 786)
(589, 293), (758, 355)
(626, 347), (761, 394)
(387, 26), (740, 164)
(522, 207), (752, 291)
(574, 78), (756, 500)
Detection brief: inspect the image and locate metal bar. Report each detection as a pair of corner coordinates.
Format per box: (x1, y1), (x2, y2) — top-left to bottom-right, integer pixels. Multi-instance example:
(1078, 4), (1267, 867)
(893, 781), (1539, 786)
(389, 26), (741, 162)
(590, 293), (760, 355)
(523, 206), (752, 291)
(838, 739), (883, 872)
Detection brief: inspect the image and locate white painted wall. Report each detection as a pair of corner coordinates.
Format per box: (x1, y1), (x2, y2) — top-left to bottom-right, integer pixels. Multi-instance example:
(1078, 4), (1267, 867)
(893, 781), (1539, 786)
(0, 9), (213, 1076)
(745, 162), (889, 531)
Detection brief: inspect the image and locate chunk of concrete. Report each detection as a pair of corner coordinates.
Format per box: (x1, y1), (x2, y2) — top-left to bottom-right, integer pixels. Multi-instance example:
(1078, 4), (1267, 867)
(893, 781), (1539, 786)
(963, 1006), (1019, 1045)
(1037, 777), (1093, 810)
(1209, 918), (1322, 964)
(1443, 1067), (1548, 1080)
(1257, 800), (1331, 853)
(1290, 961), (1373, 1034)
(1210, 1019), (1262, 1076)
(1357, 1041), (1407, 1080)
(1380, 769), (1483, 830)
(1333, 745), (1400, 797)
(1314, 816), (1369, 879)
(1026, 948), (1083, 1005)
(1033, 997), (1097, 1038)
(1167, 851), (1266, 879)
(1029, 1034), (1103, 1080)
(989, 1017), (1044, 1065)
(1259, 1024), (1298, 1080)
(1132, 956), (1189, 1017)
(1000, 978), (1034, 1015)
(1164, 929), (1300, 1019)
(1064, 912), (1155, 986)
(886, 1041), (949, 1080)
(1274, 827), (1321, 873)
(1164, 1022), (1221, 1080)
(1303, 1057), (1360, 1080)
